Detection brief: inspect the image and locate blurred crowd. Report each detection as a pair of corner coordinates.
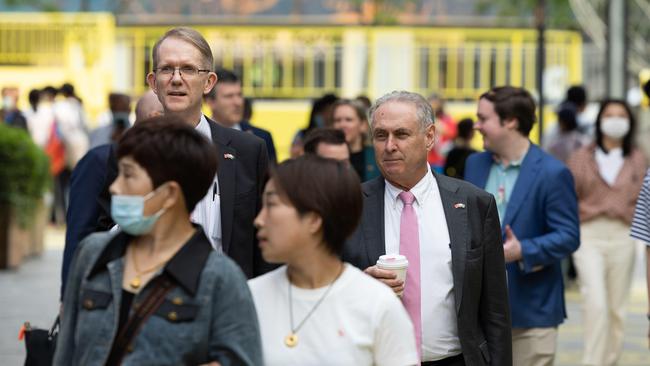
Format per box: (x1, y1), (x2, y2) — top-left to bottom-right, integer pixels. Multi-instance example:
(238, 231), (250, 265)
(3, 26), (650, 366)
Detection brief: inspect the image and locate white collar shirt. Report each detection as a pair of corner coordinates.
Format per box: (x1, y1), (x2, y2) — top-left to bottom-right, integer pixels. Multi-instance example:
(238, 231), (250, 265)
(191, 115), (222, 251)
(384, 169), (461, 361)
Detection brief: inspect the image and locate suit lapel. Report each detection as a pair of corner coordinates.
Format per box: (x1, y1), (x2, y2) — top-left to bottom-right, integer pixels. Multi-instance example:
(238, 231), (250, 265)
(362, 177), (386, 266)
(502, 144), (541, 228)
(435, 172), (469, 314)
(208, 119), (236, 254)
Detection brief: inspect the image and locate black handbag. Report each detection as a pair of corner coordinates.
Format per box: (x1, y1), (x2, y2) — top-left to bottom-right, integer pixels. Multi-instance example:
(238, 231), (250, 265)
(21, 316), (59, 366)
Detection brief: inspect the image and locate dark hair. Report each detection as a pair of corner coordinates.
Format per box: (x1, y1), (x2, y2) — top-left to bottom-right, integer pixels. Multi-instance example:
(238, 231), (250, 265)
(303, 128), (347, 155)
(108, 93), (131, 113)
(205, 68), (240, 100)
(456, 118), (474, 140)
(306, 93), (338, 131)
(479, 86), (536, 136)
(243, 97), (253, 121)
(594, 99), (636, 156)
(116, 115), (218, 212)
(566, 86), (587, 108)
(59, 83), (75, 97)
(28, 89), (40, 111)
(41, 86), (57, 99)
(557, 105), (578, 132)
(271, 155), (362, 255)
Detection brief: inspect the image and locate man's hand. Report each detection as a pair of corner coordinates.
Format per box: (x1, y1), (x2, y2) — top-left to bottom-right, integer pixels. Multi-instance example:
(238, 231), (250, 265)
(364, 265), (404, 295)
(503, 225), (523, 263)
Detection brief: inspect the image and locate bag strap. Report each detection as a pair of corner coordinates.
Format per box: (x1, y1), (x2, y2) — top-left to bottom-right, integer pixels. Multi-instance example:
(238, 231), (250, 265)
(107, 276), (175, 365)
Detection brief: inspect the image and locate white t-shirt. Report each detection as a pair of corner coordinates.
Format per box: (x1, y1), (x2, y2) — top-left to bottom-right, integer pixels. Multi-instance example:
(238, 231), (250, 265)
(248, 264), (418, 366)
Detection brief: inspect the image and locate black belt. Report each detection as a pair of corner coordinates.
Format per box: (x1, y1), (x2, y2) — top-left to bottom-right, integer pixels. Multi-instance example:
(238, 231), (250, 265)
(421, 353), (464, 366)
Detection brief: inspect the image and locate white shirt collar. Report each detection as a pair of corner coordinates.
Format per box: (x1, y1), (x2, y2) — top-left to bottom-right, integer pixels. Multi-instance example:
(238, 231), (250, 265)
(385, 168), (434, 209)
(195, 114), (212, 141)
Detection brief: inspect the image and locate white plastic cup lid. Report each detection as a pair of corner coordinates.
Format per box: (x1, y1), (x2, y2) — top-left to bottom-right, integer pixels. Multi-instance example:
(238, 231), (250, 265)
(376, 254), (409, 269)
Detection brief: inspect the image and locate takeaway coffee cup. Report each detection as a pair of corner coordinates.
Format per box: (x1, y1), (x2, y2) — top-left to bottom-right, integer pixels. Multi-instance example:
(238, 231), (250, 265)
(376, 254), (409, 296)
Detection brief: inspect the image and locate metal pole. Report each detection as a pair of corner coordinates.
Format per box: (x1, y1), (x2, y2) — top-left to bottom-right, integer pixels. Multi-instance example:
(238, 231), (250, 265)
(536, 0), (546, 144)
(607, 0), (627, 98)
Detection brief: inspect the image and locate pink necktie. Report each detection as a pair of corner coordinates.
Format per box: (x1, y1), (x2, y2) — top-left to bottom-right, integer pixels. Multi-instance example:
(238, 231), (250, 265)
(399, 191), (421, 361)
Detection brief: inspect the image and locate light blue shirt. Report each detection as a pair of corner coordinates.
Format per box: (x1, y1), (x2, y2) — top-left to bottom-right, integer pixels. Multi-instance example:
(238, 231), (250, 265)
(484, 148), (529, 222)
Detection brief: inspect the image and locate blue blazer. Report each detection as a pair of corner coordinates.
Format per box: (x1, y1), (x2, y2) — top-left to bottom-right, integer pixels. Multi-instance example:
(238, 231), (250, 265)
(465, 143), (580, 328)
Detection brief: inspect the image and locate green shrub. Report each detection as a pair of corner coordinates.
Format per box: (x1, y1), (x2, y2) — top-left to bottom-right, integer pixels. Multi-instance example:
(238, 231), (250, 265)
(0, 124), (51, 228)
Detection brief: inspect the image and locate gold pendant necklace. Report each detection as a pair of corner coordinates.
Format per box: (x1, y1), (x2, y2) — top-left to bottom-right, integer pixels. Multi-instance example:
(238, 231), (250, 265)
(284, 333), (298, 347)
(128, 245), (167, 290)
(285, 263), (344, 348)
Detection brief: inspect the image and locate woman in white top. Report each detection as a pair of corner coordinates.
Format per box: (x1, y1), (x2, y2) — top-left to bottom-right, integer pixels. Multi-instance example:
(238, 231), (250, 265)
(248, 155), (418, 366)
(567, 99), (647, 366)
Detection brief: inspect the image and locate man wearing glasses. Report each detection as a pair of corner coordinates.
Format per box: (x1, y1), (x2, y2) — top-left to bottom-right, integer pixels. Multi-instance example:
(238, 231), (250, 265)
(145, 27), (272, 277)
(61, 28), (272, 297)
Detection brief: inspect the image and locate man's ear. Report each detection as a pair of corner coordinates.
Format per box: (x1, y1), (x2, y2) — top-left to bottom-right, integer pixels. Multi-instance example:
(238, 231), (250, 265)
(146, 72), (158, 95)
(425, 123), (436, 151)
(503, 117), (519, 131)
(204, 73), (218, 95)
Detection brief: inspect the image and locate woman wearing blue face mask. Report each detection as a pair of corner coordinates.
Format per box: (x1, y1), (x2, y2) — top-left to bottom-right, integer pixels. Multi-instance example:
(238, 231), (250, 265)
(54, 116), (263, 366)
(567, 99), (648, 366)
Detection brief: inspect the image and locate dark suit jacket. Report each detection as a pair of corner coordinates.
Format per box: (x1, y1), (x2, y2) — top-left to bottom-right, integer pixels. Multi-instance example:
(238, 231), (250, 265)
(61, 143), (114, 297)
(240, 121), (277, 164)
(342, 172), (512, 366)
(62, 117), (273, 297)
(465, 143), (579, 328)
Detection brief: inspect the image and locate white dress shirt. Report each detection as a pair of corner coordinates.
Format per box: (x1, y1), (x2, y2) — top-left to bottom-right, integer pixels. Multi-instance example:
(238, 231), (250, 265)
(192, 115), (222, 251)
(384, 169), (461, 361)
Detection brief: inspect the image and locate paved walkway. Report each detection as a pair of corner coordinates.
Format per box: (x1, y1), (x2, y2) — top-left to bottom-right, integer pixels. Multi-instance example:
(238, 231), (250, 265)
(0, 226), (649, 365)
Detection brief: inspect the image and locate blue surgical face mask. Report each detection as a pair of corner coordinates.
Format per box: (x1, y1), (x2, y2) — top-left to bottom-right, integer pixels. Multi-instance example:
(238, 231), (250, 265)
(111, 187), (166, 235)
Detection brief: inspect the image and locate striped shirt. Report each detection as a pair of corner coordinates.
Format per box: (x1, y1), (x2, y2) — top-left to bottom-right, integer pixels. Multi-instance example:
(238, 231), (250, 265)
(631, 168), (650, 244)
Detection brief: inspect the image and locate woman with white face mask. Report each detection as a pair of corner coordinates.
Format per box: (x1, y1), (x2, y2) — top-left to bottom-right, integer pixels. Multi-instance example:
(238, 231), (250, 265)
(567, 99), (647, 366)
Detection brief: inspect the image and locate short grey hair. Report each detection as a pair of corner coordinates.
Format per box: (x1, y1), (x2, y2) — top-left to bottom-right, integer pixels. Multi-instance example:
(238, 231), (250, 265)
(368, 91), (435, 131)
(152, 27), (213, 70)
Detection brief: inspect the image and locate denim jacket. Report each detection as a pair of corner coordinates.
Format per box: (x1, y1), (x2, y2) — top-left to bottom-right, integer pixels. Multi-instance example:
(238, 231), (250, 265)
(54, 228), (263, 366)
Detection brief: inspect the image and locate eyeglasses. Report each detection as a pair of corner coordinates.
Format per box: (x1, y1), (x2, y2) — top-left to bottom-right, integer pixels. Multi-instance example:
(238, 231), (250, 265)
(154, 66), (211, 78)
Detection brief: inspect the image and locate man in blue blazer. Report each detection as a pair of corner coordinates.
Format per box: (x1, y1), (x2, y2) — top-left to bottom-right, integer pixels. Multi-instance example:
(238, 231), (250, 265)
(465, 86), (579, 366)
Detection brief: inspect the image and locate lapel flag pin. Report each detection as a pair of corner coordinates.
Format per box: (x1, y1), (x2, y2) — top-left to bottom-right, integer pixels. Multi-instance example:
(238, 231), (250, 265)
(224, 153), (235, 160)
(454, 203), (466, 209)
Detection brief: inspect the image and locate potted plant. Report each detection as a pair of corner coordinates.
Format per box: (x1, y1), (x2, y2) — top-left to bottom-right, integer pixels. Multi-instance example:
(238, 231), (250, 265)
(0, 124), (51, 269)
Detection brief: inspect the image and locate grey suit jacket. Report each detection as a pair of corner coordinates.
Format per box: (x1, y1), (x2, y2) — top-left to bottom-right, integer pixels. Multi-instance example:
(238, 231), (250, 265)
(342, 172), (512, 366)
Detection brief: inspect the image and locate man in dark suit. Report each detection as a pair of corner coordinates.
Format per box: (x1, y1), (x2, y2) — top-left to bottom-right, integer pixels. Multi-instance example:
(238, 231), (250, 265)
(465, 86), (579, 366)
(343, 91), (511, 366)
(61, 27), (272, 297)
(61, 91), (163, 296)
(204, 68), (277, 164)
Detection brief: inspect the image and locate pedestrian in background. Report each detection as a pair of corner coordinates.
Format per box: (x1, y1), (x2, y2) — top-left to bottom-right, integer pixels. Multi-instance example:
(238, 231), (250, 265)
(331, 99), (379, 181)
(567, 99), (647, 366)
(465, 86), (580, 366)
(444, 118), (476, 179)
